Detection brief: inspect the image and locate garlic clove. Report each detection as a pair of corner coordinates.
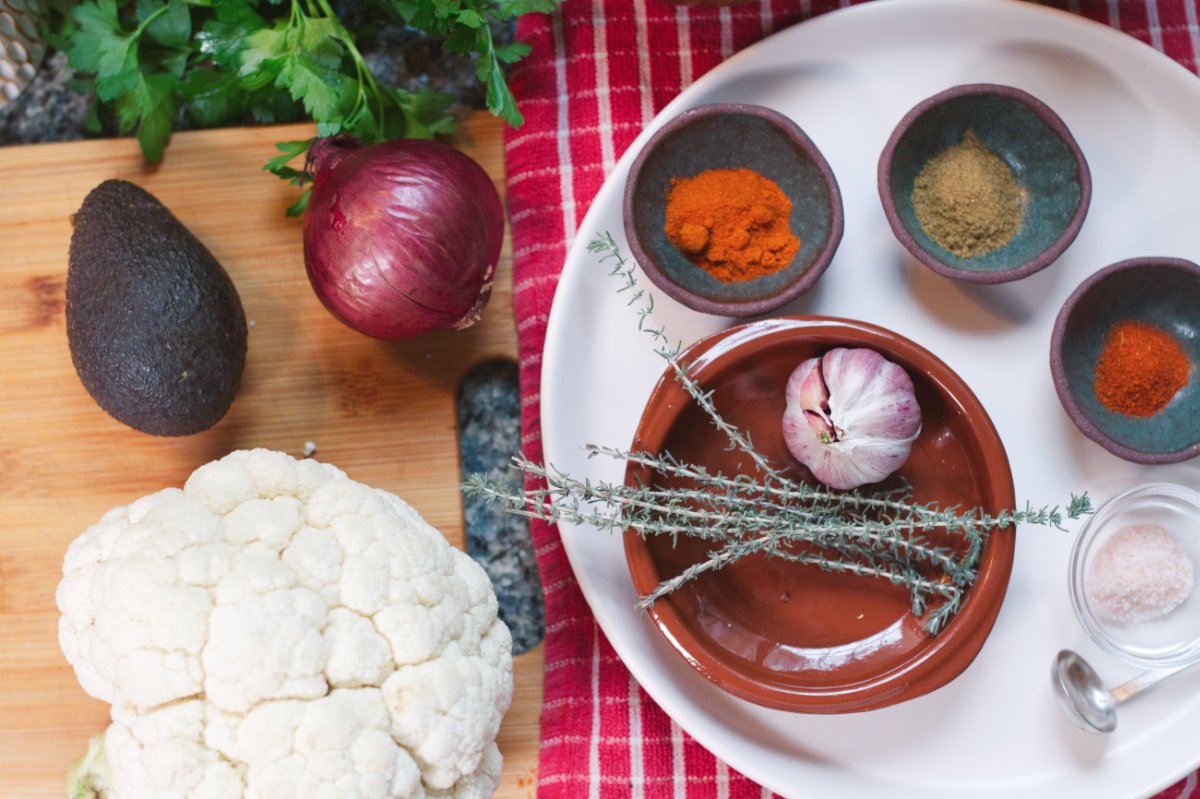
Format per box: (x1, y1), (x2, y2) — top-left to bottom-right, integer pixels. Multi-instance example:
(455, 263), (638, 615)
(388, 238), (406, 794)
(794, 357), (828, 413)
(822, 348), (921, 441)
(827, 436), (914, 488)
(788, 356), (835, 438)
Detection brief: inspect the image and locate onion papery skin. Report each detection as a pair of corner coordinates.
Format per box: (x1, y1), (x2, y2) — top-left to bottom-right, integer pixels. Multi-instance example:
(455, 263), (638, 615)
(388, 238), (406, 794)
(303, 137), (505, 340)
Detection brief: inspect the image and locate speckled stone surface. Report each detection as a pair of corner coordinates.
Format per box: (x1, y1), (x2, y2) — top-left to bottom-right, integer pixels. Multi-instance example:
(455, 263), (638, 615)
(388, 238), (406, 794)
(458, 360), (545, 655)
(0, 51), (91, 144)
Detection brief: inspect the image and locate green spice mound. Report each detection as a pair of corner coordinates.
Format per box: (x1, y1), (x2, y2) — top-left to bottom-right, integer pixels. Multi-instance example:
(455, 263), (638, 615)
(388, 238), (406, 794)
(912, 130), (1024, 259)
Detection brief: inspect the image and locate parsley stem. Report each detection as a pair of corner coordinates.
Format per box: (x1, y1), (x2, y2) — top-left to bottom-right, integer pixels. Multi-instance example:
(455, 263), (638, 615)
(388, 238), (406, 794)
(131, 4), (169, 38)
(313, 0), (390, 137)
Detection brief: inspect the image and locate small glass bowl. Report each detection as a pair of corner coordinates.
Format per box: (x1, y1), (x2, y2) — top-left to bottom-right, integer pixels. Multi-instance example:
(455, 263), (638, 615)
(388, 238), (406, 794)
(1069, 483), (1200, 669)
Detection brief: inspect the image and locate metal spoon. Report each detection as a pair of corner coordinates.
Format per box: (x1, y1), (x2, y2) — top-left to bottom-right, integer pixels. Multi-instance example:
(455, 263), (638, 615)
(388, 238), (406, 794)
(1051, 649), (1195, 733)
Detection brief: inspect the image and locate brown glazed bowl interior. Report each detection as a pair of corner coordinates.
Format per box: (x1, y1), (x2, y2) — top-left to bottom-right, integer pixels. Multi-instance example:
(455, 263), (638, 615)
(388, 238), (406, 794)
(624, 317), (1016, 713)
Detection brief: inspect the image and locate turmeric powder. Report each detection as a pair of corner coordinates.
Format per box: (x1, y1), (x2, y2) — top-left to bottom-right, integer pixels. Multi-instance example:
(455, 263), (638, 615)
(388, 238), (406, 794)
(664, 168), (800, 283)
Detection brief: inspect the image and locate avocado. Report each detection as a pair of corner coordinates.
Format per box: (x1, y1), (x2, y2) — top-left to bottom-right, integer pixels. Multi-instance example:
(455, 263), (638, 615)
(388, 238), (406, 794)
(66, 180), (247, 436)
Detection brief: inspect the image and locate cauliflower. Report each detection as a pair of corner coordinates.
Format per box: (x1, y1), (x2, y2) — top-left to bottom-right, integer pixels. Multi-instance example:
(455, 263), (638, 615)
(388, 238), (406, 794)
(57, 449), (513, 799)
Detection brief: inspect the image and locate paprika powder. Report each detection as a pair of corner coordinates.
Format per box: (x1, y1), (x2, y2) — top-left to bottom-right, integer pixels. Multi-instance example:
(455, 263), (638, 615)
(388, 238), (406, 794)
(664, 168), (800, 283)
(1093, 320), (1189, 417)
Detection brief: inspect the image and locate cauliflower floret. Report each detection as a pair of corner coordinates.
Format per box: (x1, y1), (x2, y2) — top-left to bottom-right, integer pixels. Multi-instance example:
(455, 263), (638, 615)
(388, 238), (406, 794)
(383, 631), (513, 791)
(58, 449), (513, 799)
(105, 701), (244, 799)
(209, 689), (425, 799)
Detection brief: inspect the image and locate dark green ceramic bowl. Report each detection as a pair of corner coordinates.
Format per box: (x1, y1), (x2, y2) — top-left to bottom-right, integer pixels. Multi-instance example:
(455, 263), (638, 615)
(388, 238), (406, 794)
(1050, 258), (1200, 464)
(878, 84), (1091, 284)
(623, 104), (843, 316)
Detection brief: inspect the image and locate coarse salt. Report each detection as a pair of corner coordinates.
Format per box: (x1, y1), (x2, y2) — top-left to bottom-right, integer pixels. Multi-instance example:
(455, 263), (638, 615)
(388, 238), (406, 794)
(1085, 523), (1195, 625)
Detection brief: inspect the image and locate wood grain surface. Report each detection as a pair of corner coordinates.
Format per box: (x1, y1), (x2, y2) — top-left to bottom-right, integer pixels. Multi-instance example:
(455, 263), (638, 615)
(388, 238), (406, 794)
(0, 114), (541, 798)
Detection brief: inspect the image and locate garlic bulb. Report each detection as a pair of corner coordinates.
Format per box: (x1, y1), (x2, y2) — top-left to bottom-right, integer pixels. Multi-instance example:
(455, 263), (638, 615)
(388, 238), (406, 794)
(781, 348), (921, 490)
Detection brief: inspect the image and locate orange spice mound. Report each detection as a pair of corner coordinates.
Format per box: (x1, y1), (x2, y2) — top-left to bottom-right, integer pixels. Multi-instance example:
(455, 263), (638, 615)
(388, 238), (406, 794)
(1093, 320), (1189, 417)
(664, 168), (800, 284)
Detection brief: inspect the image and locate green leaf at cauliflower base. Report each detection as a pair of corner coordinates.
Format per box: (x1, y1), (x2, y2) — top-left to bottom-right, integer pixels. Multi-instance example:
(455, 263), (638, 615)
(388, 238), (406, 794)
(65, 733), (110, 799)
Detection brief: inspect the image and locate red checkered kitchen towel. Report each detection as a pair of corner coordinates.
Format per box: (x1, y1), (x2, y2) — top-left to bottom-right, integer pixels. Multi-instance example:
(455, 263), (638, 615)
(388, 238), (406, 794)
(502, 1), (1200, 796)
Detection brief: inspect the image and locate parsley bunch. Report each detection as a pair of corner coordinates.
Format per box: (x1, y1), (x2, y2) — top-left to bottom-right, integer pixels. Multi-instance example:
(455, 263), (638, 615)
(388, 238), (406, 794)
(50, 0), (553, 213)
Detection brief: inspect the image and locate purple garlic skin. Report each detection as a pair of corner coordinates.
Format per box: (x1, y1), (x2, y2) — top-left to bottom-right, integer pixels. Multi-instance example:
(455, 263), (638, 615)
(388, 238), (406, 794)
(782, 348), (922, 490)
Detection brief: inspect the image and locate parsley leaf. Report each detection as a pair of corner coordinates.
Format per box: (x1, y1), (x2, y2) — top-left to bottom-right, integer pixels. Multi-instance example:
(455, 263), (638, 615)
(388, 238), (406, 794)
(196, 1), (267, 67)
(264, 138), (313, 173)
(116, 71), (178, 162)
(68, 0), (130, 78)
(495, 0), (558, 16)
(53, 0), (556, 209)
(142, 0), (191, 49)
(494, 42), (532, 64)
(286, 187), (312, 217)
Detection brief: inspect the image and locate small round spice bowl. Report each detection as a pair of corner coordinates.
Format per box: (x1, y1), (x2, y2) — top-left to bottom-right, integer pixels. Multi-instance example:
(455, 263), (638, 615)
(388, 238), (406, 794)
(1069, 483), (1200, 670)
(623, 103), (843, 317)
(878, 83), (1091, 284)
(1050, 257), (1200, 464)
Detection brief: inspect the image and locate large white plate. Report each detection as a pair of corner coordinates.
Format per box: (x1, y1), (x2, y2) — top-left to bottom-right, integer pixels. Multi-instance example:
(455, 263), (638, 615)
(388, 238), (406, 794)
(540, 1), (1200, 796)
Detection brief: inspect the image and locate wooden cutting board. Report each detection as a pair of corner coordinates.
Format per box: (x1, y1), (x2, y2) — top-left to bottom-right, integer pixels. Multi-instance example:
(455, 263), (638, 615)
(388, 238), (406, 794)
(0, 114), (541, 797)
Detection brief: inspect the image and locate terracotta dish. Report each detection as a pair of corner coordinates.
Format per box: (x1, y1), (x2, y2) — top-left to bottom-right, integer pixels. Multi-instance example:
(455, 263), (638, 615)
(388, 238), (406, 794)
(623, 317), (1016, 713)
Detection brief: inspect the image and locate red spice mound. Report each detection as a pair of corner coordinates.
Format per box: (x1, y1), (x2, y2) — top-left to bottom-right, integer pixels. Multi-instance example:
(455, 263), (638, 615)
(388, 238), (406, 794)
(664, 168), (800, 284)
(1093, 320), (1189, 417)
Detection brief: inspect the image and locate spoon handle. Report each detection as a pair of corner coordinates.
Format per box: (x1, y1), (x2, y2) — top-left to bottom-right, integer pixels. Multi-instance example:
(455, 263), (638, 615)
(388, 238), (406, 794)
(1110, 664), (1191, 704)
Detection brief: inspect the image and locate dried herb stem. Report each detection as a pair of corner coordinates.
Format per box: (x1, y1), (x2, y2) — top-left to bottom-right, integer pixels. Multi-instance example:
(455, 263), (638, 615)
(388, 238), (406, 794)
(520, 456), (971, 578)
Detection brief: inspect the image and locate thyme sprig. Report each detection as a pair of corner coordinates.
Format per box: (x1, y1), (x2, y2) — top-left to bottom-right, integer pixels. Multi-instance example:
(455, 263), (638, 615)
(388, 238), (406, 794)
(462, 232), (1092, 635)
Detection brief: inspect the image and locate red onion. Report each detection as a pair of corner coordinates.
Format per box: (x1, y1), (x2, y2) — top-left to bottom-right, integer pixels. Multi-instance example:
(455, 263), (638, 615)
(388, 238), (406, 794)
(303, 137), (505, 340)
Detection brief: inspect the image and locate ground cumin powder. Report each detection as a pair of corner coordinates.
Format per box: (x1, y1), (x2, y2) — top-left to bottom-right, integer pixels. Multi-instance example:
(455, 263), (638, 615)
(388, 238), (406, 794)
(911, 130), (1024, 259)
(664, 168), (800, 283)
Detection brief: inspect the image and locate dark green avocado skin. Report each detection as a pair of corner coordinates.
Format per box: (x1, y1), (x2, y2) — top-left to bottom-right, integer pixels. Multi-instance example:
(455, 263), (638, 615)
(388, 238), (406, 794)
(67, 180), (247, 436)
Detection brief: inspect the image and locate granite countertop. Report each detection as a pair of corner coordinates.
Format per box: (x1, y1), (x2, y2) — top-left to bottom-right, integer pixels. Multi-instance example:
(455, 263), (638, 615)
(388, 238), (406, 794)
(2, 22), (545, 655)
